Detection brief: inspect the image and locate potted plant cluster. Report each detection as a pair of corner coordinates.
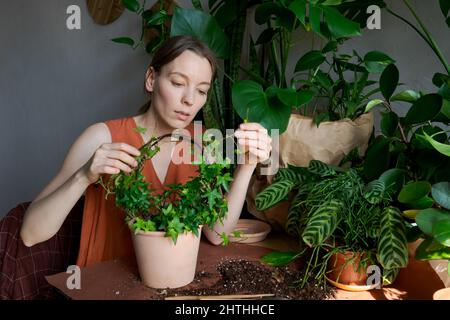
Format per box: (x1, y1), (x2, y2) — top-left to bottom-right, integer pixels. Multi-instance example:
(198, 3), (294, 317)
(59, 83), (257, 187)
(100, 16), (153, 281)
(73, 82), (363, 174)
(98, 133), (233, 288)
(255, 159), (409, 289)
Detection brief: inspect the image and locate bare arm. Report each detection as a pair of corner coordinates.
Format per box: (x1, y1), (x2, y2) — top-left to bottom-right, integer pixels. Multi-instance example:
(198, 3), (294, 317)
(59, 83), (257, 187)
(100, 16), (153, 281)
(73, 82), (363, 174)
(20, 123), (141, 247)
(203, 123), (272, 245)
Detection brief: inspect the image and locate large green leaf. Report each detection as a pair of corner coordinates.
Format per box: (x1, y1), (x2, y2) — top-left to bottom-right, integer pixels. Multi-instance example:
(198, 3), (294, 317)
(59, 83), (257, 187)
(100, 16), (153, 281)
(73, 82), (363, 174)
(378, 168), (406, 196)
(415, 237), (450, 260)
(322, 6), (361, 38)
(255, 180), (295, 211)
(420, 131), (450, 156)
(404, 94), (443, 125)
(391, 90), (421, 103)
(261, 251), (299, 266)
(380, 111), (398, 137)
(288, 0), (307, 25)
(295, 50), (326, 72)
(170, 7), (230, 59)
(363, 136), (391, 181)
(416, 208), (450, 235)
(398, 181), (431, 204)
(432, 182), (450, 210)
(378, 207), (408, 269)
(363, 51), (395, 73)
(407, 196), (434, 210)
(232, 80), (292, 133)
(379, 64), (399, 101)
(433, 219), (450, 247)
(302, 200), (342, 247)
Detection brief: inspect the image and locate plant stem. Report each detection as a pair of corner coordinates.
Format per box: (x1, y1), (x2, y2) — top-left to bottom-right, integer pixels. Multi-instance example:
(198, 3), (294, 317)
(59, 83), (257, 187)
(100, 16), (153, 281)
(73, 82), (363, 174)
(400, 0), (450, 75)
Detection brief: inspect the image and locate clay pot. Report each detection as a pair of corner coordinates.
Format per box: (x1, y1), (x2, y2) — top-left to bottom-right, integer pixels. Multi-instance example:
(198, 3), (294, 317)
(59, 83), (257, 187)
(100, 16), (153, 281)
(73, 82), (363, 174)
(130, 224), (203, 289)
(327, 251), (368, 286)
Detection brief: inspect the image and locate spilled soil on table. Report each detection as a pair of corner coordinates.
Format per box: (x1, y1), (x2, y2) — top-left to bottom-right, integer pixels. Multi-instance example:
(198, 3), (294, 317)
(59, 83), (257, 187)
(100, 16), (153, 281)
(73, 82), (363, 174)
(159, 258), (335, 300)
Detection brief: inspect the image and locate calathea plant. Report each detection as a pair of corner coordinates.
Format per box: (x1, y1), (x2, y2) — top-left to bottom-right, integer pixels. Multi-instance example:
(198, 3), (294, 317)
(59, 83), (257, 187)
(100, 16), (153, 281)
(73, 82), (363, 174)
(255, 160), (408, 287)
(97, 133), (234, 244)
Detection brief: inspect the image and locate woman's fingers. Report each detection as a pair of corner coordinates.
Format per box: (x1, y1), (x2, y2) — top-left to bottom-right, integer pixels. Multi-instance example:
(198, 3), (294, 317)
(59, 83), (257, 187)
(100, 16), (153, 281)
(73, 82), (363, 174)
(106, 150), (138, 168)
(104, 158), (133, 173)
(103, 142), (141, 157)
(234, 129), (269, 142)
(237, 138), (271, 151)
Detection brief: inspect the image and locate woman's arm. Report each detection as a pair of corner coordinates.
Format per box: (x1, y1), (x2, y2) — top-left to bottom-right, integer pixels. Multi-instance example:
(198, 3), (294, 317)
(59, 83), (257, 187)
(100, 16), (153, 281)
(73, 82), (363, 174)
(203, 123), (272, 245)
(20, 123), (140, 247)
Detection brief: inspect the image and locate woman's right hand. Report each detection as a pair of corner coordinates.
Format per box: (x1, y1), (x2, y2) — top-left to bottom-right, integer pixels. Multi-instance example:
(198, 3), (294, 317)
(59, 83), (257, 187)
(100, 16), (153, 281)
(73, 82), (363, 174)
(81, 142), (141, 184)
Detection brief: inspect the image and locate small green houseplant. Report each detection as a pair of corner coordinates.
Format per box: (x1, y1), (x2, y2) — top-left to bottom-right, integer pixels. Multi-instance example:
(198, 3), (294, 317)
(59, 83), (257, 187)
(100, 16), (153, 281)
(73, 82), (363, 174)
(97, 133), (234, 288)
(255, 160), (409, 288)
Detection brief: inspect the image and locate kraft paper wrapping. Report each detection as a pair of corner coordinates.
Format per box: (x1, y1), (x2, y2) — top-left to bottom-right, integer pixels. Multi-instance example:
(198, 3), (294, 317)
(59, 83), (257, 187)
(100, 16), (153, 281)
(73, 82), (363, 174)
(246, 113), (374, 231)
(279, 112), (374, 167)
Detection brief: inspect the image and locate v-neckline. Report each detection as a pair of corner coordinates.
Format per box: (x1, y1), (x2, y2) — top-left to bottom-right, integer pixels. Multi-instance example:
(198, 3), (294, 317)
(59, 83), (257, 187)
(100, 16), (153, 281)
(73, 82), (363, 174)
(130, 116), (174, 187)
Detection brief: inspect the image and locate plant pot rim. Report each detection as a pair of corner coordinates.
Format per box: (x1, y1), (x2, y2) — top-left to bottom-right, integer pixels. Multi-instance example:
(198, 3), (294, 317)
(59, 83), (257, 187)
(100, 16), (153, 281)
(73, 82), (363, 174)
(128, 218), (203, 237)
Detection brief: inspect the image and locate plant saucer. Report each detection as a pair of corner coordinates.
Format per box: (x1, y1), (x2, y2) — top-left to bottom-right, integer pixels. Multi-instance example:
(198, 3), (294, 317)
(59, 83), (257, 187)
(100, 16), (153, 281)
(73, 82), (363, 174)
(325, 276), (379, 292)
(228, 219), (271, 244)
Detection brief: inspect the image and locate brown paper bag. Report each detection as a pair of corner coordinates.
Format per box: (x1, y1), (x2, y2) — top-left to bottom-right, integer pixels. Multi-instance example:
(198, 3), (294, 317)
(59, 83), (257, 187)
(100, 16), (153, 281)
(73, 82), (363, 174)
(246, 113), (374, 231)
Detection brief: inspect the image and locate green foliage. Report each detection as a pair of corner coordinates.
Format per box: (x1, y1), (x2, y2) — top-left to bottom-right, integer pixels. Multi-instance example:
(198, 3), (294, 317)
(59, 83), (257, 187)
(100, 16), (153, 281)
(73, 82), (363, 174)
(98, 134), (233, 244)
(258, 161), (409, 287)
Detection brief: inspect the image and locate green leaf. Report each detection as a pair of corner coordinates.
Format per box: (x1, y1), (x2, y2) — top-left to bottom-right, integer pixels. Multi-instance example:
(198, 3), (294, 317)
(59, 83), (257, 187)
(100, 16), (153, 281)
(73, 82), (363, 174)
(439, 0), (450, 17)
(302, 200), (342, 247)
(378, 207), (408, 269)
(255, 2), (296, 30)
(288, 0), (307, 25)
(322, 40), (338, 53)
(364, 51), (395, 73)
(295, 50), (326, 72)
(420, 131), (450, 156)
(363, 136), (390, 181)
(379, 64), (399, 101)
(365, 99), (384, 113)
(122, 0), (140, 12)
(170, 7), (230, 59)
(379, 168), (406, 196)
(416, 208), (450, 235)
(232, 80), (292, 133)
(309, 4), (322, 35)
(404, 94), (443, 125)
(398, 181), (431, 204)
(111, 37), (135, 47)
(261, 251), (299, 266)
(143, 10), (168, 26)
(433, 219), (450, 247)
(415, 237), (450, 260)
(322, 7), (361, 38)
(255, 180), (295, 211)
(391, 90), (421, 103)
(380, 111), (398, 137)
(432, 182), (450, 210)
(407, 196), (434, 210)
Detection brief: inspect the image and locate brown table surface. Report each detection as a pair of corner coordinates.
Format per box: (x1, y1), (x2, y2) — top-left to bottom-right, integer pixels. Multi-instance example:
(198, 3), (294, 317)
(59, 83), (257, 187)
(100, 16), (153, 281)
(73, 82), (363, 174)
(46, 233), (445, 300)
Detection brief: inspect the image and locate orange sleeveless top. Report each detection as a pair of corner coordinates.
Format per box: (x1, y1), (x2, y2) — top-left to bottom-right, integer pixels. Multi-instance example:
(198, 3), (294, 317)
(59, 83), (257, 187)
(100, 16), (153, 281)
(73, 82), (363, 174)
(76, 117), (203, 267)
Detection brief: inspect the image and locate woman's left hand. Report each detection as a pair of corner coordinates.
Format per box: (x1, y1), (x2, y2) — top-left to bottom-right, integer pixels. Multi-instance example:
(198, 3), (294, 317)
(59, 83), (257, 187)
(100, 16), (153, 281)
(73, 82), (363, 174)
(234, 122), (272, 166)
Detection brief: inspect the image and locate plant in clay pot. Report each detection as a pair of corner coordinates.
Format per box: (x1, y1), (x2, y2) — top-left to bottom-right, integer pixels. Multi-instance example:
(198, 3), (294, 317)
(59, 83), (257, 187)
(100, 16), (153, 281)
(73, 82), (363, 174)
(255, 159), (409, 290)
(97, 132), (235, 288)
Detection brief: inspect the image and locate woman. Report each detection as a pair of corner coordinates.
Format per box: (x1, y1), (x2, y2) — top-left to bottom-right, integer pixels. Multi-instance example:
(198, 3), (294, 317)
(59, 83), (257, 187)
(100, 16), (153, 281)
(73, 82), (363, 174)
(19, 35), (272, 267)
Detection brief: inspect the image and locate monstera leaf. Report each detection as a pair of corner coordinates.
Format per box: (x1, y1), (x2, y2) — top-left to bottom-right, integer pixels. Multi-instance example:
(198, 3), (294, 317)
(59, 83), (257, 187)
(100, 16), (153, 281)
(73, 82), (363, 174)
(232, 80), (293, 133)
(170, 7), (230, 59)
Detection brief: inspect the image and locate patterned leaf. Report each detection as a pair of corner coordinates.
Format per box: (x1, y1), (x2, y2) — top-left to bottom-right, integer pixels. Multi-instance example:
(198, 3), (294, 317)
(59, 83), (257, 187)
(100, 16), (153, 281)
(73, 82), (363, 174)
(308, 160), (337, 177)
(382, 268), (400, 286)
(274, 168), (303, 185)
(302, 200), (342, 247)
(364, 180), (386, 204)
(378, 207), (409, 269)
(286, 190), (306, 237)
(256, 180), (295, 211)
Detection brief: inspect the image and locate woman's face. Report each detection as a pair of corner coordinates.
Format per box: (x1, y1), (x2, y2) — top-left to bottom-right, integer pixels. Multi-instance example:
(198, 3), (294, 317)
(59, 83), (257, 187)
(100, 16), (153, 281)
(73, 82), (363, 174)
(145, 50), (213, 129)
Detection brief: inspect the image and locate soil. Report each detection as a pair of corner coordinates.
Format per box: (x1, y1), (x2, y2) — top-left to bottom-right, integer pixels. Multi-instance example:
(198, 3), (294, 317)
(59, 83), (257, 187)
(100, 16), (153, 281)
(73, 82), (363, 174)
(159, 258), (336, 300)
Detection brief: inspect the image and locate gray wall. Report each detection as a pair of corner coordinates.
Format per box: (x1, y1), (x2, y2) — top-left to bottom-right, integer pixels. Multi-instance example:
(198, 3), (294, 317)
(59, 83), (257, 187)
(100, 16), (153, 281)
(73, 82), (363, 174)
(1, 0), (449, 217)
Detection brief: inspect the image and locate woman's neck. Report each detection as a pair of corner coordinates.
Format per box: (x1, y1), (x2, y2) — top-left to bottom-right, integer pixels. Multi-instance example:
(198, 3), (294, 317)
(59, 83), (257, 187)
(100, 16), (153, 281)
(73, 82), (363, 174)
(139, 107), (173, 138)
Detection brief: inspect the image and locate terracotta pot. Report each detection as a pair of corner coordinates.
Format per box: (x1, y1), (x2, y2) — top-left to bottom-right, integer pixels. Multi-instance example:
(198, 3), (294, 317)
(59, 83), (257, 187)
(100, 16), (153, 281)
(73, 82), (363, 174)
(130, 224), (203, 289)
(327, 251), (368, 286)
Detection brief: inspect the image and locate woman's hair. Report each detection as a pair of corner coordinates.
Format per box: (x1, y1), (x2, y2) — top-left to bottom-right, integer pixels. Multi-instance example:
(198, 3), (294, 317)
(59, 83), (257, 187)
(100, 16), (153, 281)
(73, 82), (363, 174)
(139, 35), (217, 114)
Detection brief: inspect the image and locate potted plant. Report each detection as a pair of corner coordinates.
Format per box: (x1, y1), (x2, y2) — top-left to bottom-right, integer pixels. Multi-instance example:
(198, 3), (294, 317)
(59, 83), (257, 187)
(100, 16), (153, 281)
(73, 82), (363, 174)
(255, 159), (409, 289)
(97, 133), (233, 288)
